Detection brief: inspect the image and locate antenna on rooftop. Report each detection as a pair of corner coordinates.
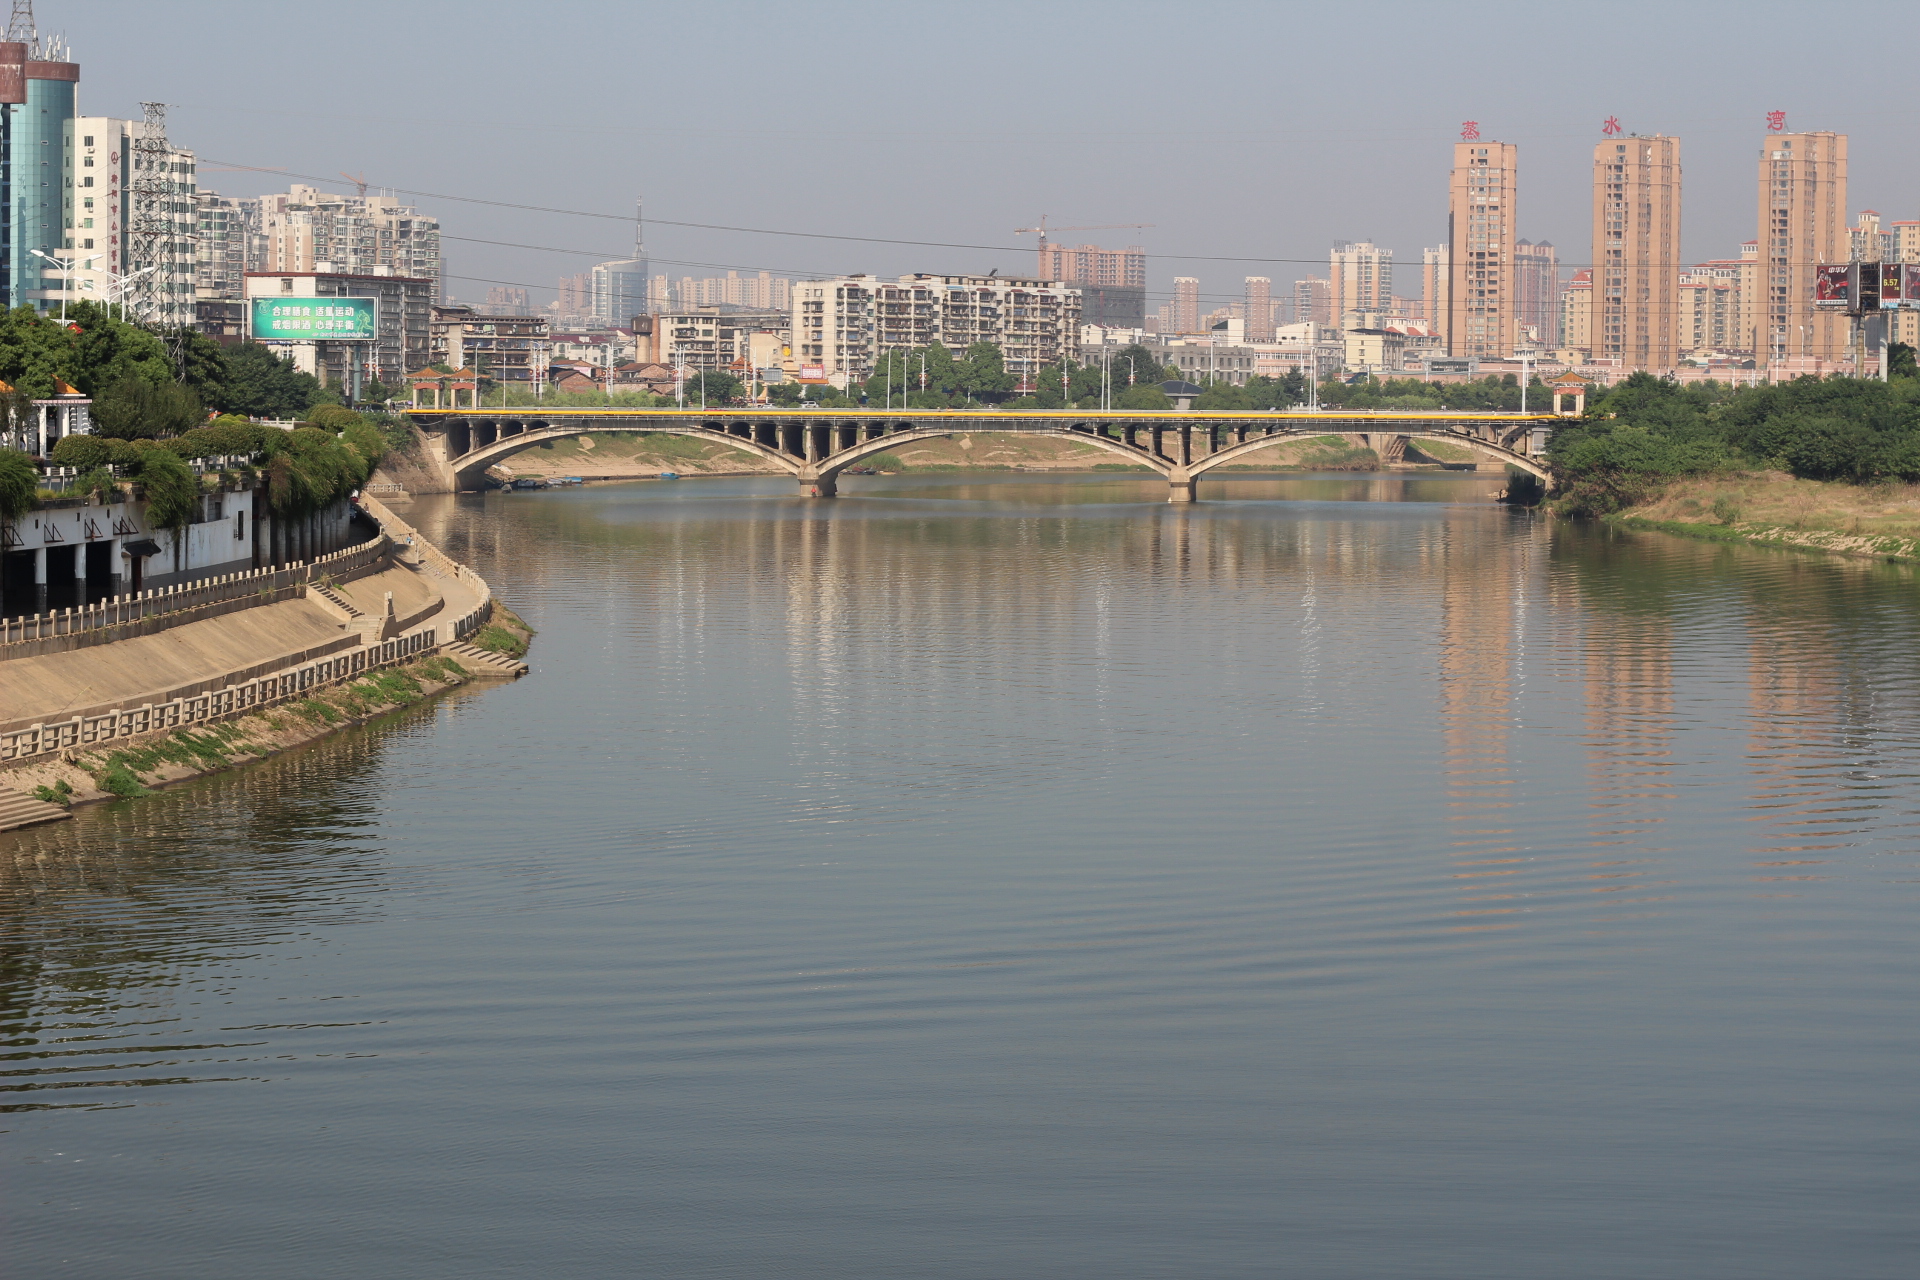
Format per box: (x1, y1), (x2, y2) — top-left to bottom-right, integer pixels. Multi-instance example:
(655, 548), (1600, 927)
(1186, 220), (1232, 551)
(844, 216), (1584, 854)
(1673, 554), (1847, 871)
(635, 195), (645, 258)
(5, 0), (33, 45)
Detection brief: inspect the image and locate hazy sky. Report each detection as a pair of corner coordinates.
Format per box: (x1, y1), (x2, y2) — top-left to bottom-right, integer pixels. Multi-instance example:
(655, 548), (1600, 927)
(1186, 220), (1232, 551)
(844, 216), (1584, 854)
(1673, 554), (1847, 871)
(68, 0), (1920, 313)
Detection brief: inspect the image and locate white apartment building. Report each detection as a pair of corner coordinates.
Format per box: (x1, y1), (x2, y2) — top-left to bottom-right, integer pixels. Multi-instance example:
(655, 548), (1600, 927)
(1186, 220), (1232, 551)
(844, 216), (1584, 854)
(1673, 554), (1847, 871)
(792, 274), (1081, 384)
(59, 116), (197, 326)
(254, 185), (440, 289)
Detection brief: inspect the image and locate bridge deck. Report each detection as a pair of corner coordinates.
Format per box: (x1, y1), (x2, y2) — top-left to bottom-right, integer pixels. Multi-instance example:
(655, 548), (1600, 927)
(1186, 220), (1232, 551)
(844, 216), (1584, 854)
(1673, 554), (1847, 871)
(409, 407), (1557, 429)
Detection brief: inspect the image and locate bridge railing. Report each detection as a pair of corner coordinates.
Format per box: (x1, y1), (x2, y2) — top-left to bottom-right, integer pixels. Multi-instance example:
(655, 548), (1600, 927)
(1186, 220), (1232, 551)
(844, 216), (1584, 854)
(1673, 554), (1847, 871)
(357, 495), (495, 641)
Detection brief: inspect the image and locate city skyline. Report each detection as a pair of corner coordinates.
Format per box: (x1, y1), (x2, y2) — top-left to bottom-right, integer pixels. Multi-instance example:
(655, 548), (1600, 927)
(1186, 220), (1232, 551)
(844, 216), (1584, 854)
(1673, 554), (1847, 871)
(62, 0), (1920, 314)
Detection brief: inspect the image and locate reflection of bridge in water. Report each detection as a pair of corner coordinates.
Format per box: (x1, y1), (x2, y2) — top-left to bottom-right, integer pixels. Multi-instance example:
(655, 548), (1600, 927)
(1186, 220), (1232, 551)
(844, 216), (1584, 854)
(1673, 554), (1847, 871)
(408, 408), (1557, 500)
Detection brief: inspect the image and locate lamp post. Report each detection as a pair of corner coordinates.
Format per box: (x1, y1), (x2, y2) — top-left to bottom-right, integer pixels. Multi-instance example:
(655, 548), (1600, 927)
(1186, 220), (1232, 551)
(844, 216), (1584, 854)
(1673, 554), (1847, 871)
(95, 264), (156, 324)
(31, 250), (100, 324)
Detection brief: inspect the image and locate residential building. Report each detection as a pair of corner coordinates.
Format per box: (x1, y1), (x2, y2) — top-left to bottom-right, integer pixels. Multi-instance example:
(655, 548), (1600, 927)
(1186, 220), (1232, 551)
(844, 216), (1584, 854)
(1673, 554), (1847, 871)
(548, 329), (637, 369)
(1421, 245), (1449, 342)
(1292, 275), (1331, 327)
(1514, 239), (1560, 348)
(1245, 277), (1273, 341)
(243, 270), (434, 392)
(554, 272), (592, 326)
(1678, 271), (1739, 355)
(1329, 241), (1392, 322)
(1849, 209), (1893, 263)
(660, 271), (793, 312)
(254, 184), (440, 291)
(790, 274), (1081, 384)
(1757, 131), (1847, 365)
(60, 116), (197, 327)
(1170, 276), (1199, 334)
(1591, 134), (1681, 370)
(4, 37), (76, 312)
(642, 306), (789, 372)
(1447, 139), (1518, 359)
(194, 191), (253, 303)
(1893, 221), (1920, 351)
(1559, 268), (1593, 356)
(479, 286), (529, 315)
(1038, 242), (1146, 328)
(429, 305), (550, 391)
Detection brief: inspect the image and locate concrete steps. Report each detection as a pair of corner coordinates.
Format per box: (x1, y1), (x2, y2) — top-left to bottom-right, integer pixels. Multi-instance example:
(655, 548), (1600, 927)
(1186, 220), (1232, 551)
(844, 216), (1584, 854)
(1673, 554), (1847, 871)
(0, 788), (72, 833)
(442, 641), (529, 679)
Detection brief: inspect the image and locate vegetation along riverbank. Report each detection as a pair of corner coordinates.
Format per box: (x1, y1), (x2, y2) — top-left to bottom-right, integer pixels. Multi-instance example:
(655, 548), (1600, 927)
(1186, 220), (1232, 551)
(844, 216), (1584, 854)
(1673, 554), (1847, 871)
(1536, 348), (1920, 561)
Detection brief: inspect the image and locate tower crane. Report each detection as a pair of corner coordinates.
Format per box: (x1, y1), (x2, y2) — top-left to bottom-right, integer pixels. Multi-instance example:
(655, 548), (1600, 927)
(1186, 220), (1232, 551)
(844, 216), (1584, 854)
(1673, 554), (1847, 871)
(340, 171), (370, 198)
(1013, 216), (1154, 247)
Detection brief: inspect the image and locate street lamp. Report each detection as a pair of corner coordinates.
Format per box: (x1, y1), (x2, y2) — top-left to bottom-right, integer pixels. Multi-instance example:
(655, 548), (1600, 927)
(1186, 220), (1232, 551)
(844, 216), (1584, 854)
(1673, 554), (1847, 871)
(94, 264), (156, 324)
(30, 249), (101, 323)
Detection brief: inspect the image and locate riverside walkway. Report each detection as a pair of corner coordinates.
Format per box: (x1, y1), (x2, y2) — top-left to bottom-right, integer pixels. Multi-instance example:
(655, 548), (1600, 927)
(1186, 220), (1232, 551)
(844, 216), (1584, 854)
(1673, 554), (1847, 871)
(406, 407), (1559, 498)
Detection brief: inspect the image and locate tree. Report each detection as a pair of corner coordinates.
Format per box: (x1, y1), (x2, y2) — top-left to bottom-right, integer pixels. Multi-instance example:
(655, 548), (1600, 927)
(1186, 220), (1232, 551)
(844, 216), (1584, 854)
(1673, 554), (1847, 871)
(90, 374), (203, 440)
(685, 367), (742, 405)
(67, 300), (173, 396)
(0, 304), (79, 397)
(766, 380), (804, 406)
(222, 342), (322, 419)
(0, 447), (35, 523)
(957, 341), (1013, 399)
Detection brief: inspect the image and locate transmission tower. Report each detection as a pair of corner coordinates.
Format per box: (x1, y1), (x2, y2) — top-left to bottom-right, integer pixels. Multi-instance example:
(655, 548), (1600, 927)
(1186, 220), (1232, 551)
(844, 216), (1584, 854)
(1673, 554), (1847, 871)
(6, 0), (34, 47)
(127, 101), (175, 333)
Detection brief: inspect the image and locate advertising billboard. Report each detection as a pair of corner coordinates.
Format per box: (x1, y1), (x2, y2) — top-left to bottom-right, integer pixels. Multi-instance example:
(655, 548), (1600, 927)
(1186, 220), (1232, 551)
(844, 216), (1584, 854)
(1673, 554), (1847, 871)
(1813, 264), (1854, 309)
(799, 364), (827, 381)
(250, 297), (377, 340)
(1880, 262), (1906, 308)
(1907, 265), (1920, 309)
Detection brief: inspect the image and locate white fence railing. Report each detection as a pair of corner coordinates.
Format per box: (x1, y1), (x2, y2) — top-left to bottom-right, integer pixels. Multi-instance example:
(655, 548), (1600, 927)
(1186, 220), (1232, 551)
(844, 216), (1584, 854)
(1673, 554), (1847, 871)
(0, 630), (438, 763)
(358, 495), (494, 640)
(0, 532), (389, 648)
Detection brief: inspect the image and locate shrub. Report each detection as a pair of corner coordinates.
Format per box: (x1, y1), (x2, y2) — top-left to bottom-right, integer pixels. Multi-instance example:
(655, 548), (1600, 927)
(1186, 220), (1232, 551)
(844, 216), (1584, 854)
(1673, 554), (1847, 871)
(91, 374), (203, 440)
(132, 448), (201, 530)
(50, 434), (112, 469)
(0, 447), (36, 521)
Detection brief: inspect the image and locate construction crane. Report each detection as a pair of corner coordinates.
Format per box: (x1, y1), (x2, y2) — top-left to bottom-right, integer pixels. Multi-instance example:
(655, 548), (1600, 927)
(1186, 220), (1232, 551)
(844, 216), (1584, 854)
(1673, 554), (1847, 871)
(1013, 216), (1154, 247)
(340, 171), (370, 198)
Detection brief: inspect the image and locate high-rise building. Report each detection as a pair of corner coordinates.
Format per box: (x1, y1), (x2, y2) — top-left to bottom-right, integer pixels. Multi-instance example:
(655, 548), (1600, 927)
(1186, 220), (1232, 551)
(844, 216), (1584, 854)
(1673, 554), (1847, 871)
(1679, 270), (1739, 355)
(254, 184), (440, 289)
(1757, 131), (1847, 365)
(1421, 245), (1449, 341)
(62, 116), (198, 327)
(1513, 239), (1559, 348)
(1560, 268), (1593, 354)
(1292, 275), (1330, 327)
(194, 191), (254, 303)
(1171, 276), (1199, 334)
(1039, 241), (1146, 328)
(1892, 221), (1920, 354)
(4, 34), (77, 312)
(1330, 240), (1392, 324)
(1591, 135), (1681, 370)
(480, 286), (530, 315)
(1244, 277), (1273, 341)
(1849, 209), (1893, 262)
(791, 273), (1080, 383)
(1447, 139), (1518, 359)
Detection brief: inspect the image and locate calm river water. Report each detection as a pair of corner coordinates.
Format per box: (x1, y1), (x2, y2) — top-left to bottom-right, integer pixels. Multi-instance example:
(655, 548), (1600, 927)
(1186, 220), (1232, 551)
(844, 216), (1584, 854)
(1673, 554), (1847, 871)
(6, 472), (1920, 1277)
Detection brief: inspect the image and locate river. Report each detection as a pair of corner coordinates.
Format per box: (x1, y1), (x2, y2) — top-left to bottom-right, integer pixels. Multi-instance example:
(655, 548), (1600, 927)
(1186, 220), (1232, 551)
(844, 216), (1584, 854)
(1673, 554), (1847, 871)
(5, 472), (1919, 1278)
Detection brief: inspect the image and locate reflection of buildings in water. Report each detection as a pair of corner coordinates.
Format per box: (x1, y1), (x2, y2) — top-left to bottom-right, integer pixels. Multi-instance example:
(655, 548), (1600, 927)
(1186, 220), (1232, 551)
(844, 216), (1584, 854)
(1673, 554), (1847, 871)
(1433, 521), (1533, 929)
(1744, 627), (1851, 873)
(1578, 613), (1675, 905)
(0, 711), (414, 1107)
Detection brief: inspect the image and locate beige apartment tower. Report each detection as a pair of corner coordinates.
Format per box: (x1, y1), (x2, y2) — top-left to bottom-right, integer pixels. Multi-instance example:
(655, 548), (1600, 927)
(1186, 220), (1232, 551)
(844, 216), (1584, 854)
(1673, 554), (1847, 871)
(1591, 135), (1681, 370)
(1330, 241), (1393, 325)
(1171, 277), (1200, 334)
(1447, 140), (1518, 359)
(1758, 131), (1847, 364)
(1244, 277), (1274, 341)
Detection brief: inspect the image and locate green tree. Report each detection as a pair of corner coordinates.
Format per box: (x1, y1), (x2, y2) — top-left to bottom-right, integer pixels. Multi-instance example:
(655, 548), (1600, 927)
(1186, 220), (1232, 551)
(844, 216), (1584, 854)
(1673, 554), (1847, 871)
(683, 367), (743, 406)
(957, 341), (1013, 399)
(0, 446), (36, 522)
(67, 301), (173, 396)
(90, 374), (204, 440)
(0, 304), (78, 397)
(222, 342), (323, 418)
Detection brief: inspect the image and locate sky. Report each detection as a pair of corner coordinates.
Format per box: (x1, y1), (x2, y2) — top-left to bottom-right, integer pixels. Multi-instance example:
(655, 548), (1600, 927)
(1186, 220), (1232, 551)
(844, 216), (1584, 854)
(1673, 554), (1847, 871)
(62, 0), (1920, 314)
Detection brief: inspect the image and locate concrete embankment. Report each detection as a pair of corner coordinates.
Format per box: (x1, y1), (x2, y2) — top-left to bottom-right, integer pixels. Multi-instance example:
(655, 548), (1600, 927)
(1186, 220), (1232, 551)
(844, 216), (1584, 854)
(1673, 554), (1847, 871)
(0, 495), (529, 830)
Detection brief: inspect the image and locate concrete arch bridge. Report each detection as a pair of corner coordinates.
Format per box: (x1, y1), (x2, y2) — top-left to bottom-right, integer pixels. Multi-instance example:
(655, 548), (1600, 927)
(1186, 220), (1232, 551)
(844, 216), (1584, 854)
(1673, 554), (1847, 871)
(406, 408), (1556, 501)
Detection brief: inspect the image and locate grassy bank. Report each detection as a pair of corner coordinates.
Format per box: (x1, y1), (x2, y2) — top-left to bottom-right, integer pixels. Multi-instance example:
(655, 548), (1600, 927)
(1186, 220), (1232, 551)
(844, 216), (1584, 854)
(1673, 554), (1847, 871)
(1614, 472), (1920, 561)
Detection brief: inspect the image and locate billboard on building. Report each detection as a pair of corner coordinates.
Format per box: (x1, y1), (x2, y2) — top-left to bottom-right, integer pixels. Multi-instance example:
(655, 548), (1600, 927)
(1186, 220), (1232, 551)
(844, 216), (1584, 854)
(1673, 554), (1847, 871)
(250, 297), (377, 340)
(799, 364), (827, 381)
(1906, 265), (1920, 308)
(1880, 263), (1906, 308)
(1813, 265), (1854, 308)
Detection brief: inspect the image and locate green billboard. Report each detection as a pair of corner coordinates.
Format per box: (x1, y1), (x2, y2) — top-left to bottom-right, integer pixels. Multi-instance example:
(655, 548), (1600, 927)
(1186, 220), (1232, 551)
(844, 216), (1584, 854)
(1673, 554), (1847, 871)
(250, 297), (377, 340)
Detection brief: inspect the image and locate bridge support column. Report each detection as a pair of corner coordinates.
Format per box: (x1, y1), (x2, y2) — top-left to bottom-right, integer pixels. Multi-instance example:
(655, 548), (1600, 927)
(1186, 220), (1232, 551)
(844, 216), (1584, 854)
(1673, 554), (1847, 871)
(1167, 470), (1197, 504)
(799, 469), (837, 498)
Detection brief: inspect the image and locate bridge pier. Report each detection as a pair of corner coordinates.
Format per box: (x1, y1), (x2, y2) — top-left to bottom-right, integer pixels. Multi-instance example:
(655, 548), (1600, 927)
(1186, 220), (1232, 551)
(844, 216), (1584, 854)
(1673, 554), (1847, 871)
(801, 472), (837, 498)
(1167, 471), (1197, 504)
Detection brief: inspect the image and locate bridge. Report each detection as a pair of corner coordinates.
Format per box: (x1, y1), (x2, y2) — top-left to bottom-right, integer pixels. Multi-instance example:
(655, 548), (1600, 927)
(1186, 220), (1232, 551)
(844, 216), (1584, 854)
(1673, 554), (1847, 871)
(404, 408), (1558, 501)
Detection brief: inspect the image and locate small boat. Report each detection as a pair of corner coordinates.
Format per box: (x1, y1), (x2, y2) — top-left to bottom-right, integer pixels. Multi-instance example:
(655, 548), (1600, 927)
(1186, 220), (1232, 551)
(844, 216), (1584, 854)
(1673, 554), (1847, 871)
(511, 477), (546, 490)
(844, 467), (877, 475)
(551, 476), (584, 487)
(658, 471), (679, 480)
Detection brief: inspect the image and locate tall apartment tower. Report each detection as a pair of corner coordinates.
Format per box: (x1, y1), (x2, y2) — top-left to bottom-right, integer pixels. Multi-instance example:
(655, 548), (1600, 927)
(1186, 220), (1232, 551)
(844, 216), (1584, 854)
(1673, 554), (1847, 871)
(1591, 135), (1681, 370)
(1171, 276), (1199, 334)
(1329, 241), (1392, 324)
(1758, 131), (1847, 365)
(1446, 140), (1518, 359)
(1421, 245), (1450, 340)
(1038, 241), (1146, 327)
(1292, 276), (1330, 326)
(1244, 277), (1273, 341)
(64, 117), (198, 327)
(4, 38), (76, 312)
(1513, 240), (1559, 347)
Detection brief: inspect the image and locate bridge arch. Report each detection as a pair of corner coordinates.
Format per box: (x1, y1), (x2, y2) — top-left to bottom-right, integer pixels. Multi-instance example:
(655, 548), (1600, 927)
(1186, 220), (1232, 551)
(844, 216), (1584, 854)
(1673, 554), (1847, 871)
(812, 426), (1173, 486)
(1184, 429), (1548, 481)
(451, 422), (802, 489)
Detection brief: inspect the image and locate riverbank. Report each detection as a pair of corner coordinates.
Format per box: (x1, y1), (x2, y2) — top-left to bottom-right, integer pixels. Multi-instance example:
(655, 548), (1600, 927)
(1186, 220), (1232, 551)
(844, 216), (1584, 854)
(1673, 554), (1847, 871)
(1612, 472), (1920, 562)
